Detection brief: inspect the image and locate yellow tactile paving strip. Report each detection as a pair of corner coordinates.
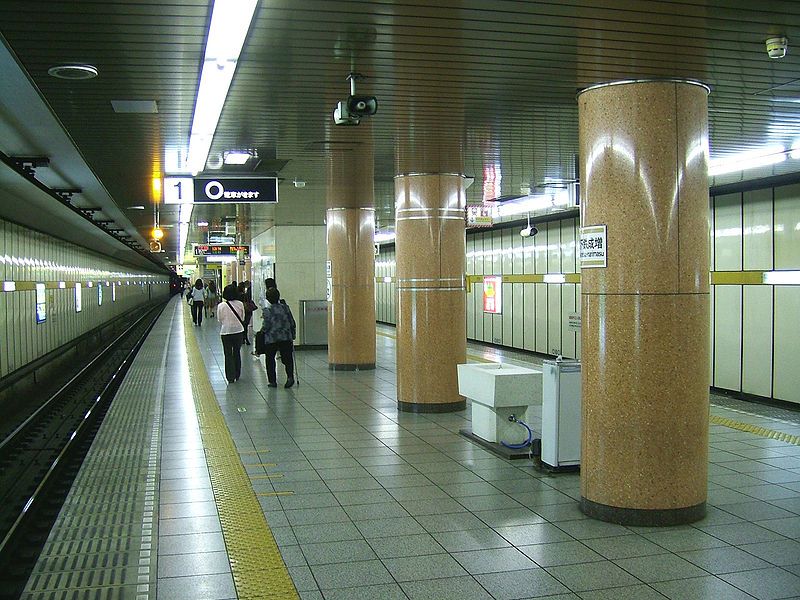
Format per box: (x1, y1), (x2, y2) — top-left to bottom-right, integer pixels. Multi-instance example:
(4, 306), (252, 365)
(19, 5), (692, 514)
(182, 308), (299, 600)
(710, 414), (800, 446)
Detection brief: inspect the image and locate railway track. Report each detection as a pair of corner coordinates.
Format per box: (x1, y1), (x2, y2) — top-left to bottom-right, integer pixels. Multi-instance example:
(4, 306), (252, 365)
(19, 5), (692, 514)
(0, 303), (165, 599)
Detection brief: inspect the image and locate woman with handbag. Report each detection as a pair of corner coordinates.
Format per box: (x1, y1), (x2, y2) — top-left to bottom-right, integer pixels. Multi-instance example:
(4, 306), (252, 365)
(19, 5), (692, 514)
(217, 284), (246, 384)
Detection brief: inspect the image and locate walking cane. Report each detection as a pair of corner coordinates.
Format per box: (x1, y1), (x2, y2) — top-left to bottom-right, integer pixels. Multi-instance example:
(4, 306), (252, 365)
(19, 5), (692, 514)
(293, 344), (300, 387)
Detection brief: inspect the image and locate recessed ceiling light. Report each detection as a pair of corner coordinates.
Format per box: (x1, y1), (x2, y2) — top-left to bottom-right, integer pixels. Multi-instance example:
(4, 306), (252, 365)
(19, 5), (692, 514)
(127, 205), (146, 210)
(224, 150), (253, 165)
(47, 64), (99, 80)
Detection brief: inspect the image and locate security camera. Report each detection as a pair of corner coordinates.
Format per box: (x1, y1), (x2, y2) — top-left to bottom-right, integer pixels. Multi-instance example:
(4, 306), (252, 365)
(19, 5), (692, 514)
(333, 101), (360, 126)
(766, 36), (788, 59)
(520, 226), (538, 238)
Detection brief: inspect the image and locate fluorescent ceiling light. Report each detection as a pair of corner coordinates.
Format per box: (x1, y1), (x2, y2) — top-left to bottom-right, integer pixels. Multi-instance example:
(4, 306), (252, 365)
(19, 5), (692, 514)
(791, 140), (800, 160)
(185, 0), (259, 175)
(375, 230), (396, 243)
(762, 270), (800, 285)
(496, 190), (571, 217)
(708, 144), (786, 176)
(205, 255), (238, 263)
(224, 150), (252, 165)
(3, 281), (15, 292)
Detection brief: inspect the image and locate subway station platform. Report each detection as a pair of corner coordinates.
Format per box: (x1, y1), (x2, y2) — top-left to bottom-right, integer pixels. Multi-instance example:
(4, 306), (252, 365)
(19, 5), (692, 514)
(22, 297), (800, 600)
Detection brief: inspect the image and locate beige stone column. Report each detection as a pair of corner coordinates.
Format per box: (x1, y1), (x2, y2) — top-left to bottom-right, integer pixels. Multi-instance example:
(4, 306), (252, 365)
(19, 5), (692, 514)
(326, 136), (376, 370)
(578, 79), (710, 525)
(395, 173), (467, 412)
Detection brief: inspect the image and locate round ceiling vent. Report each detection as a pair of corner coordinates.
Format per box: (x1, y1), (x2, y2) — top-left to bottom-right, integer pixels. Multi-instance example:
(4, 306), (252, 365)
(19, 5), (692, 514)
(47, 64), (99, 80)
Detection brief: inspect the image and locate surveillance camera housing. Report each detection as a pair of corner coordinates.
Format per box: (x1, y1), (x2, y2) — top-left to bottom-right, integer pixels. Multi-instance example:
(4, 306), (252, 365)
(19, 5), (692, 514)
(520, 226), (539, 238)
(766, 36), (788, 59)
(333, 101), (360, 126)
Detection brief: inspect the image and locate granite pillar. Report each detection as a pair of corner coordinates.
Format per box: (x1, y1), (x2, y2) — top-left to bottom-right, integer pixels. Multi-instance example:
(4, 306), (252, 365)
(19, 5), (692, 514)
(578, 79), (711, 525)
(395, 173), (467, 412)
(326, 137), (376, 370)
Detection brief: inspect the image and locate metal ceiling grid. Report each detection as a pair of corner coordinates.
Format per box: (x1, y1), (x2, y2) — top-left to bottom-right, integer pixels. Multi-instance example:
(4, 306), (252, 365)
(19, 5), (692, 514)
(0, 0), (798, 265)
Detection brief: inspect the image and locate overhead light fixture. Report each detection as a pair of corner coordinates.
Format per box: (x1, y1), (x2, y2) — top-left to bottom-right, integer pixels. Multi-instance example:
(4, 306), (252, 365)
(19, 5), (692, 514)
(496, 190), (571, 217)
(47, 64), (98, 80)
(197, 220), (209, 227)
(223, 150), (253, 165)
(152, 226), (164, 240)
(293, 178), (306, 188)
(185, 0), (259, 174)
(127, 205), (146, 210)
(708, 144), (787, 176)
(374, 229), (396, 243)
(790, 140), (800, 160)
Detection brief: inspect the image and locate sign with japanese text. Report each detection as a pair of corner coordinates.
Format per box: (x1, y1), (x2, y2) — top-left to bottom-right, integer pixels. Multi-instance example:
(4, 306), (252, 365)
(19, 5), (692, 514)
(164, 177), (278, 204)
(483, 276), (502, 313)
(579, 225), (607, 268)
(466, 205), (494, 228)
(568, 312), (581, 331)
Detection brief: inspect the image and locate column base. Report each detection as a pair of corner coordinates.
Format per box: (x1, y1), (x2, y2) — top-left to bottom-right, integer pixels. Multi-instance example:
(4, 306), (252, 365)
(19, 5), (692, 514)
(398, 399), (466, 413)
(579, 497), (706, 526)
(328, 363), (376, 371)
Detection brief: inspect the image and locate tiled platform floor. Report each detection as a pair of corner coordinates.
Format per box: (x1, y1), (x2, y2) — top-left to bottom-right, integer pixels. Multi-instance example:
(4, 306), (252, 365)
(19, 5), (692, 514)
(27, 299), (800, 600)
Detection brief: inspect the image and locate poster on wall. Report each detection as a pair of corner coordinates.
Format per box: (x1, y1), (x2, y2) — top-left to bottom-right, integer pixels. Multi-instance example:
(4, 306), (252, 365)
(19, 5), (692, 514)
(35, 283), (46, 323)
(98, 283), (103, 306)
(483, 276), (502, 313)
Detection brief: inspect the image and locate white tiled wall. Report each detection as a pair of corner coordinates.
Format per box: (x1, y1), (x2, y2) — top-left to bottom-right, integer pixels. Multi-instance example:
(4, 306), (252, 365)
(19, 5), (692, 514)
(0, 218), (169, 378)
(375, 181), (800, 405)
(712, 184), (800, 405)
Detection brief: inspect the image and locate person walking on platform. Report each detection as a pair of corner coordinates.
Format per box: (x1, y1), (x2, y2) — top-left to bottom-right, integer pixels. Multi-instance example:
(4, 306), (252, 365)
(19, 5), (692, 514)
(190, 279), (205, 326)
(204, 280), (218, 319)
(217, 284), (246, 384)
(259, 287), (296, 388)
(238, 281), (257, 346)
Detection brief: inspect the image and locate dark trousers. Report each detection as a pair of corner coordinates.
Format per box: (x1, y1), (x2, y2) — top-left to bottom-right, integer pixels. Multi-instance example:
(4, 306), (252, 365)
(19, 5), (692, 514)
(221, 332), (244, 382)
(265, 341), (294, 384)
(191, 300), (204, 325)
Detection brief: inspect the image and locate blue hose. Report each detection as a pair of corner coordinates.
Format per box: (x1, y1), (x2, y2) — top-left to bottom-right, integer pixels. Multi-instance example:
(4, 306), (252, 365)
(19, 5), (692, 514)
(501, 416), (533, 449)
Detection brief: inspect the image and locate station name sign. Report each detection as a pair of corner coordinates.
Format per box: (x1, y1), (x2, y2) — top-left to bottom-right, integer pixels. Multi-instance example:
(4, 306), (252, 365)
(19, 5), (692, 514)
(164, 177), (278, 204)
(193, 244), (250, 257)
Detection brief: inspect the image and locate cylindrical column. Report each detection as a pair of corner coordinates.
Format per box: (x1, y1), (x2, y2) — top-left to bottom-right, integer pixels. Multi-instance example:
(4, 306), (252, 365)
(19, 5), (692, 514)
(395, 173), (466, 412)
(326, 135), (376, 370)
(327, 207), (376, 369)
(578, 79), (710, 526)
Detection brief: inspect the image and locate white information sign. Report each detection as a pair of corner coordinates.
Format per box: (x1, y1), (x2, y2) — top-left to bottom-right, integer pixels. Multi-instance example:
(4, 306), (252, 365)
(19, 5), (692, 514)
(164, 177), (194, 204)
(579, 225), (607, 268)
(326, 260), (332, 277)
(568, 312), (581, 331)
(326, 277), (333, 302)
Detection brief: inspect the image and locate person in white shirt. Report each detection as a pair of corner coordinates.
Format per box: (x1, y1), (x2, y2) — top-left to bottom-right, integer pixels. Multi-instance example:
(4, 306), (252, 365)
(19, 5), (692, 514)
(190, 279), (205, 325)
(216, 284), (246, 383)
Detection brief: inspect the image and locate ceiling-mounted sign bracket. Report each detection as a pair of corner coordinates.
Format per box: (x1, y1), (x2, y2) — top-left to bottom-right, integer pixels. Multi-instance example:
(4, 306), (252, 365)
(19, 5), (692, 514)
(10, 155), (49, 177)
(52, 188), (82, 202)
